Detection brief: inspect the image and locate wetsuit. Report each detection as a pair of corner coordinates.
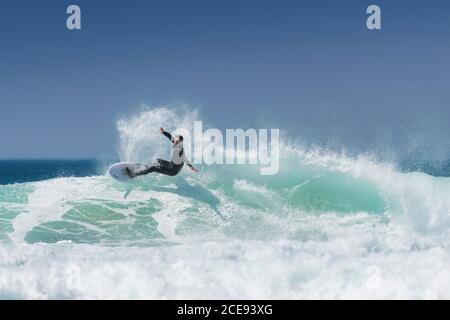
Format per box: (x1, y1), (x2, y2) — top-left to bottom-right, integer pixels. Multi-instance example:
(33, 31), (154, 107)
(130, 131), (193, 177)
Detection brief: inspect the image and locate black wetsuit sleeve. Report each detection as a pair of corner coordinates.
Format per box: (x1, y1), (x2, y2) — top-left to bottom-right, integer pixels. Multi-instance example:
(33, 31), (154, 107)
(162, 130), (174, 142)
(184, 157), (193, 168)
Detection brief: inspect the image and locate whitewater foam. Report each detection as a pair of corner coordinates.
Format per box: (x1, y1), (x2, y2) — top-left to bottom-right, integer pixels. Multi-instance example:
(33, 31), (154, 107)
(1, 106), (450, 299)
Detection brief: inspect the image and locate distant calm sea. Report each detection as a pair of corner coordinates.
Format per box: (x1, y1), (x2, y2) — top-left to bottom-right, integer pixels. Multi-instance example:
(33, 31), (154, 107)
(0, 158), (449, 185)
(0, 159), (104, 185)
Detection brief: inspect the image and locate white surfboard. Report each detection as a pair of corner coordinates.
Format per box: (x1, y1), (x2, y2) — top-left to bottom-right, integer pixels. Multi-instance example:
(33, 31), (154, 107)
(108, 162), (147, 183)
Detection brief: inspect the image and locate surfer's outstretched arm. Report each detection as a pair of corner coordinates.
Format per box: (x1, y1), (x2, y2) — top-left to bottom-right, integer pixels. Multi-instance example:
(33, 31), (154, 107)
(160, 127), (174, 143)
(184, 158), (199, 172)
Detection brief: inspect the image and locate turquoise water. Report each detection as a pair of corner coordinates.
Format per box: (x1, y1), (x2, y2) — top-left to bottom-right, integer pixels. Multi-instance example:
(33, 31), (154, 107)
(1, 156), (448, 246)
(1, 107), (450, 299)
(0, 161), (387, 246)
(1, 153), (449, 299)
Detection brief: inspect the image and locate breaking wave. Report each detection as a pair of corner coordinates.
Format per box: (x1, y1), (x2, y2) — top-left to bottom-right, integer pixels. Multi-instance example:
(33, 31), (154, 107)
(1, 106), (450, 299)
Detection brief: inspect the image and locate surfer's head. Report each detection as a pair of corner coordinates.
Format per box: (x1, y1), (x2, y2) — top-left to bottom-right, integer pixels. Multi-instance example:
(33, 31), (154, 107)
(174, 135), (183, 145)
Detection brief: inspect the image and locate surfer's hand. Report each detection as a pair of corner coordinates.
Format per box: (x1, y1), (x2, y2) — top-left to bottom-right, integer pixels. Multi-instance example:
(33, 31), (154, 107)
(160, 127), (164, 133)
(191, 167), (199, 173)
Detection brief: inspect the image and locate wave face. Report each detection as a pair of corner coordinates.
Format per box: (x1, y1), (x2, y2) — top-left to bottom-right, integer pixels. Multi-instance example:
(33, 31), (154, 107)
(1, 107), (450, 299)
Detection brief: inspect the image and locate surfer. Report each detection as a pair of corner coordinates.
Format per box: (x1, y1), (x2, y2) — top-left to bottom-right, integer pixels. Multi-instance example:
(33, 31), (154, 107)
(125, 127), (198, 178)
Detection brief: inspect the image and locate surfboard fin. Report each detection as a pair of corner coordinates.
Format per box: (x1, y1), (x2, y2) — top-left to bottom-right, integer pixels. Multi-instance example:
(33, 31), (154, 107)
(124, 186), (133, 199)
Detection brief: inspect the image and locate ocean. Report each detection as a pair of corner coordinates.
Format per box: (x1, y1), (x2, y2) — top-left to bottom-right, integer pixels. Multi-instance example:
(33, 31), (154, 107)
(1, 108), (450, 299)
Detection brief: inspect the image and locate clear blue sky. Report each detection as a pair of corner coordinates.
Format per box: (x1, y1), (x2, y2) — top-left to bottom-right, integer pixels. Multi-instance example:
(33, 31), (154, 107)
(1, 0), (450, 160)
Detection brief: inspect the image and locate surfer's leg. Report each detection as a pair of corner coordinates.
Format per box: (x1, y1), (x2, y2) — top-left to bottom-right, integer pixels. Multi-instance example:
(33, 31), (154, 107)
(128, 159), (172, 177)
(126, 166), (152, 178)
(149, 160), (183, 176)
(126, 159), (183, 177)
(171, 163), (184, 176)
(155, 159), (173, 168)
(158, 162), (184, 176)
